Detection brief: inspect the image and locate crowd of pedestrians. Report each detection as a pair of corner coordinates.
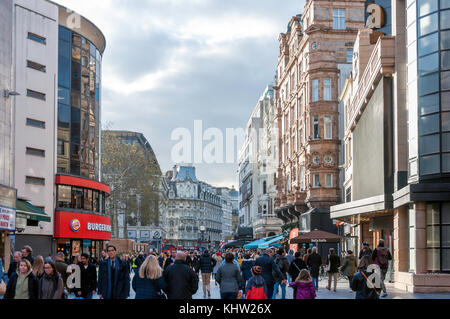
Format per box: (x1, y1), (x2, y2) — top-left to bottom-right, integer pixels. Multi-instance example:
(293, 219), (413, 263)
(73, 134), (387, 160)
(0, 239), (392, 300)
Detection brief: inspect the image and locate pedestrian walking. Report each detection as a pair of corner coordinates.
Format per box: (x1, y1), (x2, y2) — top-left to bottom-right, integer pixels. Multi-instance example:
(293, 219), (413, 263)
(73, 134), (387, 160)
(54, 252), (69, 290)
(163, 251), (199, 299)
(236, 252), (244, 267)
(199, 250), (216, 298)
(100, 249), (108, 262)
(39, 261), (64, 299)
(372, 239), (392, 298)
(212, 253), (222, 285)
(254, 248), (284, 299)
(75, 253), (97, 299)
(306, 247), (322, 290)
(286, 249), (295, 265)
(132, 255), (167, 299)
(359, 242), (372, 260)
(272, 249), (290, 299)
(351, 255), (380, 299)
(216, 252), (244, 300)
(97, 245), (130, 299)
(303, 248), (312, 264)
(289, 269), (316, 300)
(32, 255), (45, 280)
(7, 251), (22, 280)
(186, 251), (198, 271)
(3, 259), (39, 299)
(288, 252), (307, 299)
(325, 248), (341, 292)
(245, 266), (267, 299)
(21, 245), (34, 265)
(240, 253), (255, 289)
(340, 250), (358, 292)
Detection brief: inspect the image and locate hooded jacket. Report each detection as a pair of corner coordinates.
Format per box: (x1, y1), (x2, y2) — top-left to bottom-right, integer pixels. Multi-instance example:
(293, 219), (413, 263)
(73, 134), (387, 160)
(289, 280), (316, 299)
(4, 269), (39, 299)
(241, 259), (255, 281)
(199, 252), (216, 273)
(245, 274), (267, 298)
(163, 260), (199, 299)
(255, 254), (283, 287)
(216, 262), (244, 294)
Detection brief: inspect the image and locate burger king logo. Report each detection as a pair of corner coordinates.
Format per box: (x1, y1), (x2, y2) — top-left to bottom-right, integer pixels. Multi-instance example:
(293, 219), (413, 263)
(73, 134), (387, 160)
(70, 219), (81, 232)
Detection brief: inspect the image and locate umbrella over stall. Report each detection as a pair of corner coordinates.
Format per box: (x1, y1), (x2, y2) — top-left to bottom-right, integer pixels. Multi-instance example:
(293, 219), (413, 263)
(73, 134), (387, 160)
(289, 229), (342, 244)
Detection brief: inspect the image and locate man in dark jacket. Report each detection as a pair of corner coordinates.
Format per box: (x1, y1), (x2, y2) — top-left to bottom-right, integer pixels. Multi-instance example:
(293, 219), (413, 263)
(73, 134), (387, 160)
(21, 245), (34, 266)
(371, 239), (392, 298)
(186, 251), (198, 270)
(199, 250), (216, 298)
(255, 248), (284, 299)
(97, 245), (130, 299)
(272, 249), (290, 299)
(54, 252), (69, 290)
(7, 251), (22, 279)
(240, 254), (255, 288)
(288, 252), (307, 300)
(306, 247), (322, 290)
(75, 253), (97, 299)
(163, 251), (199, 299)
(359, 242), (373, 260)
(325, 248), (340, 292)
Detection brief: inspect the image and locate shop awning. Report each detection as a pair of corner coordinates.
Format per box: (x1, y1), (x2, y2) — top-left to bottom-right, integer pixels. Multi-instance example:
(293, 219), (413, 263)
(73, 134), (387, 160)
(290, 229), (342, 244)
(259, 234), (285, 249)
(16, 199), (51, 222)
(243, 234), (284, 249)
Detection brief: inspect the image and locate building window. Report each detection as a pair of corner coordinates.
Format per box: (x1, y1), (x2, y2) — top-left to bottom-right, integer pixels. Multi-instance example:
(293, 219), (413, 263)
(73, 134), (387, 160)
(409, 206), (415, 272)
(263, 181), (267, 194)
(324, 115), (333, 139)
(27, 60), (46, 73)
(26, 118), (45, 129)
(25, 176), (45, 185)
(426, 202), (450, 272)
(312, 79), (319, 102)
(26, 147), (45, 157)
(345, 186), (351, 202)
(347, 49), (353, 63)
(27, 32), (46, 45)
(324, 78), (332, 100)
(325, 174), (333, 187)
(313, 174), (320, 188)
(27, 89), (46, 101)
(313, 116), (320, 139)
(300, 166), (305, 191)
(333, 9), (346, 30)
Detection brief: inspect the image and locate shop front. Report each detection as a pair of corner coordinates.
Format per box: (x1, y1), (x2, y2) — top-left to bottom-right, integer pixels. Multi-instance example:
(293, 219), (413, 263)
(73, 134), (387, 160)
(0, 185), (16, 272)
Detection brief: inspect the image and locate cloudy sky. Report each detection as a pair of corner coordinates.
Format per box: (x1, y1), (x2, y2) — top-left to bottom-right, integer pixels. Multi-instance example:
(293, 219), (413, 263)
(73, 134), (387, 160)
(57, 0), (306, 188)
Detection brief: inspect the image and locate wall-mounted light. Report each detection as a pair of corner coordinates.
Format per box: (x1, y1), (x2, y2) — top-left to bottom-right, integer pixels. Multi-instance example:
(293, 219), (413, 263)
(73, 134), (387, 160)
(3, 90), (20, 98)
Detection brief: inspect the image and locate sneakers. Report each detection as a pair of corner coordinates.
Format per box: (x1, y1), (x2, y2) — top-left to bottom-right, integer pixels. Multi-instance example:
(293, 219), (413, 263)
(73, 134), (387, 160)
(208, 291), (211, 298)
(381, 293), (388, 298)
(333, 288), (336, 292)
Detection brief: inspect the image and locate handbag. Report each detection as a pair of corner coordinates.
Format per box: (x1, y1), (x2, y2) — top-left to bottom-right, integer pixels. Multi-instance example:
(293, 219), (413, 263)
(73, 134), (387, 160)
(0, 279), (7, 295)
(150, 278), (167, 299)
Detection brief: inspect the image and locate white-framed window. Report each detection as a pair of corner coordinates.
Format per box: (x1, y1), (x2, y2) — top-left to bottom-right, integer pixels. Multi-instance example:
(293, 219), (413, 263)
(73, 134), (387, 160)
(313, 116), (320, 139)
(312, 79), (319, 102)
(324, 115), (332, 139)
(313, 174), (320, 188)
(325, 174), (333, 187)
(347, 48), (353, 63)
(333, 9), (346, 30)
(324, 78), (332, 100)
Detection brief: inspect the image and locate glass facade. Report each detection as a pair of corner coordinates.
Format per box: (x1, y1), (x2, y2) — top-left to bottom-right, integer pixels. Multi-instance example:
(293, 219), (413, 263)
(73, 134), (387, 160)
(56, 184), (106, 214)
(407, 0), (450, 179)
(426, 202), (450, 272)
(57, 26), (101, 180)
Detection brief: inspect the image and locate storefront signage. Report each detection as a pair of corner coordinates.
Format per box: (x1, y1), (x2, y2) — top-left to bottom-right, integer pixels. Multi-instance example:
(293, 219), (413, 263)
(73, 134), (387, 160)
(311, 239), (327, 243)
(54, 211), (111, 240)
(366, 3), (385, 29)
(0, 205), (15, 231)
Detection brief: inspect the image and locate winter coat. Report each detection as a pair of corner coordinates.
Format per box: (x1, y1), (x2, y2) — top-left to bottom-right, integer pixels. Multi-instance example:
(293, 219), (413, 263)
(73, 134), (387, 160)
(75, 263), (97, 297)
(340, 255), (357, 277)
(4, 270), (39, 299)
(372, 247), (392, 270)
(255, 254), (283, 287)
(97, 257), (130, 299)
(132, 273), (167, 299)
(286, 253), (295, 265)
(7, 261), (18, 280)
(38, 273), (64, 299)
(245, 274), (267, 298)
(163, 260), (199, 299)
(274, 254), (290, 277)
(359, 247), (373, 260)
(216, 262), (244, 294)
(326, 254), (341, 273)
(240, 259), (255, 281)
(288, 258), (307, 281)
(289, 280), (316, 299)
(306, 253), (322, 278)
(54, 260), (69, 289)
(351, 270), (381, 299)
(186, 256), (198, 271)
(199, 253), (216, 273)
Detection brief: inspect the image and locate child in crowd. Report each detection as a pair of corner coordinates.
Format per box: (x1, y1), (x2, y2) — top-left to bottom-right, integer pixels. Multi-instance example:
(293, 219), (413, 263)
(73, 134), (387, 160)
(289, 269), (316, 300)
(245, 266), (267, 299)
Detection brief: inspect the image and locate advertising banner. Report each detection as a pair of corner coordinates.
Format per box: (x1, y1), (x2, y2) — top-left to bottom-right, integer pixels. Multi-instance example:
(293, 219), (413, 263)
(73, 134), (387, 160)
(54, 211), (111, 240)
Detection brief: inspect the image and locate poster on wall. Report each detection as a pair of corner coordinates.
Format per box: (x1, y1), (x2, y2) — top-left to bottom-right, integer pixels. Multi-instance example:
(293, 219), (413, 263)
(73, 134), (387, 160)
(289, 228), (299, 253)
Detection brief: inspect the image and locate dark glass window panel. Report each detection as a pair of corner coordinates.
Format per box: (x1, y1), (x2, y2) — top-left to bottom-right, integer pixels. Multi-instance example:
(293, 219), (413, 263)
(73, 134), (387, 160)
(442, 0), (450, 9)
(84, 189), (93, 211)
(27, 89), (46, 101)
(71, 90), (80, 107)
(57, 185), (72, 208)
(443, 153), (450, 172)
(419, 13), (438, 36)
(71, 61), (81, 91)
(93, 190), (100, 212)
(57, 140), (65, 155)
(58, 87), (70, 105)
(418, 0), (438, 16)
(26, 147), (45, 157)
(442, 71), (450, 90)
(58, 40), (71, 88)
(441, 10), (450, 30)
(443, 112), (450, 131)
(443, 225), (450, 247)
(419, 113), (440, 135)
(71, 107), (80, 144)
(27, 60), (46, 72)
(58, 103), (70, 129)
(81, 37), (90, 52)
(58, 26), (71, 42)
(96, 58), (101, 77)
(81, 50), (89, 67)
(72, 46), (81, 63)
(420, 134), (440, 155)
(419, 72), (439, 96)
(80, 146), (88, 165)
(90, 42), (96, 57)
(441, 30), (450, 51)
(71, 186), (83, 209)
(442, 51), (450, 70)
(71, 143), (80, 161)
(419, 52), (439, 75)
(26, 118), (45, 129)
(420, 154), (440, 175)
(70, 160), (80, 176)
(419, 32), (439, 56)
(419, 93), (440, 115)
(25, 176), (45, 185)
(442, 92), (450, 110)
(72, 33), (81, 47)
(443, 132), (450, 151)
(27, 32), (46, 44)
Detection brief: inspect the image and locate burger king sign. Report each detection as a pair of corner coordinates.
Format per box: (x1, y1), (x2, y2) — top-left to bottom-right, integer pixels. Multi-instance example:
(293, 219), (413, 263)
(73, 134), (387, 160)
(70, 219), (81, 232)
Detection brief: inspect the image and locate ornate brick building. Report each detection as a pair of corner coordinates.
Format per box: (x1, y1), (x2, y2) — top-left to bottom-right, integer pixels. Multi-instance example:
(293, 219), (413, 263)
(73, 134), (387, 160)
(274, 0), (366, 233)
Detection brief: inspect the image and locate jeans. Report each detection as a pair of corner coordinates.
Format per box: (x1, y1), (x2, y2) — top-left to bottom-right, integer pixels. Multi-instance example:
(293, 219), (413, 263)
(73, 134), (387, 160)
(380, 269), (388, 293)
(272, 282), (286, 299)
(312, 277), (319, 290)
(266, 283), (274, 300)
(221, 292), (237, 300)
(85, 292), (93, 300)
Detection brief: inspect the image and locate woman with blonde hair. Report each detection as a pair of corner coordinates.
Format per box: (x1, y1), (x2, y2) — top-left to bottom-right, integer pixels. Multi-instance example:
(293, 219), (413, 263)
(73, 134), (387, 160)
(32, 255), (45, 280)
(4, 259), (39, 299)
(132, 255), (167, 299)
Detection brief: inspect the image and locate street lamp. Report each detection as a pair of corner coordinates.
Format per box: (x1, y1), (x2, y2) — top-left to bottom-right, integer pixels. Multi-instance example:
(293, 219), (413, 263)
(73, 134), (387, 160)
(3, 90), (20, 98)
(199, 225), (205, 248)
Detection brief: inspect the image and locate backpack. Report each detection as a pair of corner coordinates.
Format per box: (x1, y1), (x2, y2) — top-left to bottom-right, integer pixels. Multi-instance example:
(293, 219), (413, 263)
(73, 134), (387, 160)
(375, 247), (389, 268)
(272, 258), (283, 282)
(246, 285), (267, 299)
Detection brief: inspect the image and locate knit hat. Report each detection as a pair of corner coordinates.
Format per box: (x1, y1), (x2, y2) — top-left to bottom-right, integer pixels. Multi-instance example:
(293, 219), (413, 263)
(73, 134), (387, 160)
(251, 266), (262, 275)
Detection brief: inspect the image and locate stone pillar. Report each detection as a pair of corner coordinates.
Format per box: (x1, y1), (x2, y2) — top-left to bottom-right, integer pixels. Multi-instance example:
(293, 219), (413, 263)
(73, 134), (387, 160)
(414, 202), (427, 274)
(393, 206), (408, 272)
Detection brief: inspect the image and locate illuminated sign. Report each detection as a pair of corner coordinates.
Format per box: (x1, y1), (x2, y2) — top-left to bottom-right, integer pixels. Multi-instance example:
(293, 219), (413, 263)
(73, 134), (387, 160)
(70, 219), (81, 232)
